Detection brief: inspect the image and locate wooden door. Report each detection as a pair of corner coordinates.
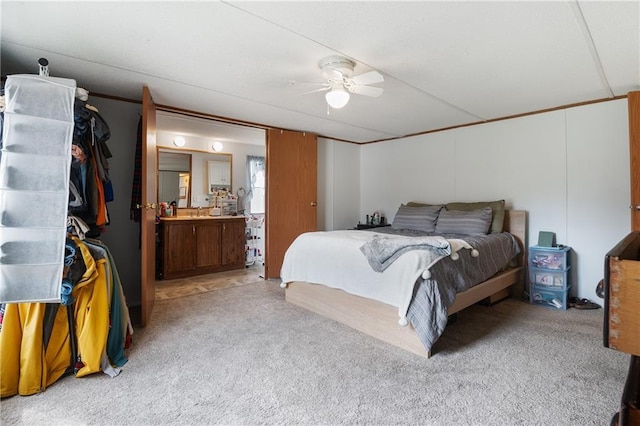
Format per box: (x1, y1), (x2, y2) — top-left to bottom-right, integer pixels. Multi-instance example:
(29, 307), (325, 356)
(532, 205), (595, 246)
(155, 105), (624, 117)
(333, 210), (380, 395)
(140, 86), (157, 327)
(629, 91), (640, 231)
(264, 129), (317, 279)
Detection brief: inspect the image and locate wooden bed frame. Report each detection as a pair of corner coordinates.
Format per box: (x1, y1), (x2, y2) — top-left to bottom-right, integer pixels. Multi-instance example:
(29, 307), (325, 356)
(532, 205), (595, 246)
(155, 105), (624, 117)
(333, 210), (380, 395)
(283, 210), (527, 358)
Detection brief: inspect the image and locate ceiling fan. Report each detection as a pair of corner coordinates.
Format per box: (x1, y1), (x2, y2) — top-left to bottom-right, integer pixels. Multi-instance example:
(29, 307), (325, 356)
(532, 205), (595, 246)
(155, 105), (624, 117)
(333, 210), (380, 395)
(300, 55), (384, 110)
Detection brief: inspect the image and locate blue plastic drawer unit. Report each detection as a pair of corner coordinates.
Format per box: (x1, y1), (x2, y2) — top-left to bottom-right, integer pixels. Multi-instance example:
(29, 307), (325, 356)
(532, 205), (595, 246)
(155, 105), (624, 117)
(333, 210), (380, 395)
(529, 246), (571, 270)
(530, 284), (571, 310)
(529, 266), (571, 290)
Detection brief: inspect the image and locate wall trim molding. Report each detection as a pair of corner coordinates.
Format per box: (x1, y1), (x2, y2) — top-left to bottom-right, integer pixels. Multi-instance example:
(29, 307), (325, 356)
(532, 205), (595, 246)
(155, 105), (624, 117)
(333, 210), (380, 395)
(88, 89), (628, 146)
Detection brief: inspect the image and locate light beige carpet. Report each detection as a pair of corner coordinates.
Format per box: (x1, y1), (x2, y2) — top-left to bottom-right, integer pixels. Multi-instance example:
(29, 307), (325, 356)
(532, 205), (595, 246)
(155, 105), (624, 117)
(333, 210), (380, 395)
(1, 281), (630, 425)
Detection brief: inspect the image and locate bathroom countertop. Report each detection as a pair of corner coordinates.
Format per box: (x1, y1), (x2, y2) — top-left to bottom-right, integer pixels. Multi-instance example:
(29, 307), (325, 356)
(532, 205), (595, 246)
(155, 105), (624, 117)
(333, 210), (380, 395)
(159, 215), (243, 221)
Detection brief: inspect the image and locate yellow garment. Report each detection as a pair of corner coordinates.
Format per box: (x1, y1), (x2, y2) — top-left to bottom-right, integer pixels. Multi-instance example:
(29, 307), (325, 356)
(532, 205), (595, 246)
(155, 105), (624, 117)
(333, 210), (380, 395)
(0, 303), (71, 397)
(71, 236), (110, 377)
(0, 236), (111, 396)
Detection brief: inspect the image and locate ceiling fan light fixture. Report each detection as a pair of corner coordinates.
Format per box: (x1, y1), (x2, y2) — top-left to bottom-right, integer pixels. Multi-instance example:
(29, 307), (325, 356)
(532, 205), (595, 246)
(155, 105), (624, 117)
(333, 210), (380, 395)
(325, 86), (350, 109)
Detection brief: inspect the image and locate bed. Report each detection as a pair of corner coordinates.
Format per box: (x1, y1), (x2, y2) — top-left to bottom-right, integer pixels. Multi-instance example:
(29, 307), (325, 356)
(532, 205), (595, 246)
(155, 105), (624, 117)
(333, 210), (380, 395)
(280, 203), (527, 358)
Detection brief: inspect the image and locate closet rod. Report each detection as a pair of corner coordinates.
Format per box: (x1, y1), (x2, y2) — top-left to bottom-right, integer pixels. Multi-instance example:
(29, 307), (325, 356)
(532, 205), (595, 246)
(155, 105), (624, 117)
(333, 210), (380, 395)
(38, 58), (49, 76)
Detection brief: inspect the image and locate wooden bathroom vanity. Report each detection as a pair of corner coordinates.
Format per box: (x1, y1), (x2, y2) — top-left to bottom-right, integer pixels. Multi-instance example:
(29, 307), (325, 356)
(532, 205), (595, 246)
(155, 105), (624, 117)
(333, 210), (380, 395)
(158, 215), (246, 280)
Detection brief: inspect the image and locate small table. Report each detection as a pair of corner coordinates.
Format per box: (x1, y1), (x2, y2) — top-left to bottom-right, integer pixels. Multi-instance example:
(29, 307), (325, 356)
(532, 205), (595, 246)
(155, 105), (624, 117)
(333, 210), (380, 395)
(355, 223), (391, 230)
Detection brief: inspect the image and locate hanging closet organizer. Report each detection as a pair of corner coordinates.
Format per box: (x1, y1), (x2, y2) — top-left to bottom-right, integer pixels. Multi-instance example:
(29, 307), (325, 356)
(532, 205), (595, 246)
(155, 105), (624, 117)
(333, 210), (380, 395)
(0, 70), (132, 397)
(0, 74), (76, 303)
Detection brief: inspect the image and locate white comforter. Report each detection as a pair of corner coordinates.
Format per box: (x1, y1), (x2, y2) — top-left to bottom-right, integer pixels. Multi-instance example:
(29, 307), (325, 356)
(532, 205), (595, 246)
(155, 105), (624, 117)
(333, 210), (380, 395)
(280, 230), (471, 320)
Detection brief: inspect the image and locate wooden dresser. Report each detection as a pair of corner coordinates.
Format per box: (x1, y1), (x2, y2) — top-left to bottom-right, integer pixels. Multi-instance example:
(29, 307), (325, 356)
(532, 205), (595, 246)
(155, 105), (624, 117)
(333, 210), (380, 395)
(604, 232), (640, 426)
(159, 216), (245, 280)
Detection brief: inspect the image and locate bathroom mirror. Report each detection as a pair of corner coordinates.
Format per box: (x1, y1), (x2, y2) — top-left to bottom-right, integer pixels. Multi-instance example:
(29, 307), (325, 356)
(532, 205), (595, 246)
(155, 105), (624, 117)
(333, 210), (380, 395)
(157, 147), (232, 208)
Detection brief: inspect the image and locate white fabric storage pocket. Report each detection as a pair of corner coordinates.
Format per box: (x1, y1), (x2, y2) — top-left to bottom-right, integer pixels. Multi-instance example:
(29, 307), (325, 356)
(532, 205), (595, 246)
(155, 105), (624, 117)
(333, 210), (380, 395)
(0, 190), (69, 228)
(2, 112), (74, 156)
(4, 74), (76, 122)
(0, 152), (70, 191)
(0, 227), (67, 265)
(0, 75), (75, 304)
(0, 264), (64, 303)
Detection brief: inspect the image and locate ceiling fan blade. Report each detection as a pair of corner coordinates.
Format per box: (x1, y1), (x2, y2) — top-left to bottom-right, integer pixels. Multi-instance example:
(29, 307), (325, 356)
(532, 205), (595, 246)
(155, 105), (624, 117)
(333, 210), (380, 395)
(289, 80), (330, 87)
(350, 71), (384, 86)
(297, 86), (330, 96)
(350, 85), (384, 98)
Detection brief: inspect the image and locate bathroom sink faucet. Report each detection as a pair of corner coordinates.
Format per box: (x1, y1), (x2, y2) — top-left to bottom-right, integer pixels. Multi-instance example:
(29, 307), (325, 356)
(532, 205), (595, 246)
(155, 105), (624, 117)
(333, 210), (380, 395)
(197, 207), (202, 217)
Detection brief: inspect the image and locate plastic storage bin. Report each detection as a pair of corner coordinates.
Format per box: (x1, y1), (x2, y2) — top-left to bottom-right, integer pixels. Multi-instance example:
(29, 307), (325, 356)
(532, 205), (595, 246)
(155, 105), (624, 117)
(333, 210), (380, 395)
(530, 284), (571, 310)
(529, 266), (571, 290)
(529, 246), (571, 270)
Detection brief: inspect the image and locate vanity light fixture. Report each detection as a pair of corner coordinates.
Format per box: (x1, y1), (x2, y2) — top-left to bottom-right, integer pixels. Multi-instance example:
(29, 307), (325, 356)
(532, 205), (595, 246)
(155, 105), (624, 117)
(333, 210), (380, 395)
(173, 136), (186, 147)
(212, 141), (224, 152)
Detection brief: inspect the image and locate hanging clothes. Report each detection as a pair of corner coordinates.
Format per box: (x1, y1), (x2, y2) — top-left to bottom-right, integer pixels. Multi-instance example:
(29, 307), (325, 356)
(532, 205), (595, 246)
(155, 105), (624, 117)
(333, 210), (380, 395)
(68, 98), (113, 237)
(130, 116), (143, 223)
(0, 303), (72, 397)
(0, 75), (129, 398)
(0, 233), (132, 397)
(83, 238), (131, 368)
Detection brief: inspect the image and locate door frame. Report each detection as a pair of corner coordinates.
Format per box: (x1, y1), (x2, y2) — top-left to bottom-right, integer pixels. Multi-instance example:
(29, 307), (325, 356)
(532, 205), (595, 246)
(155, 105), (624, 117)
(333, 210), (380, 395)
(140, 86), (157, 327)
(628, 91), (639, 231)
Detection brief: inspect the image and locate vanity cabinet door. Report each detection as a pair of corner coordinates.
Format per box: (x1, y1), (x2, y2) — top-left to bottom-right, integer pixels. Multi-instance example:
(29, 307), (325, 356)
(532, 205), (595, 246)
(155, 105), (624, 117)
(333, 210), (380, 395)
(221, 219), (245, 266)
(196, 221), (222, 268)
(160, 218), (245, 279)
(163, 222), (196, 275)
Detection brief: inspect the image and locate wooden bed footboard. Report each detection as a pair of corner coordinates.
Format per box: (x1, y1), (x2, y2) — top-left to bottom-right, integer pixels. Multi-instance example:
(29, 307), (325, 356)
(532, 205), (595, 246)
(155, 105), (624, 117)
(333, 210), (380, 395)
(284, 210), (527, 358)
(286, 280), (432, 358)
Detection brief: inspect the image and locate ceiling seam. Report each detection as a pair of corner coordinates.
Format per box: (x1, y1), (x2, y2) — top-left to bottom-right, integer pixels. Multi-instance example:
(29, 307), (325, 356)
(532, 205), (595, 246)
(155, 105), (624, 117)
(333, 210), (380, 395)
(2, 39), (397, 140)
(569, 0), (615, 98)
(223, 2), (488, 123)
(370, 77), (488, 123)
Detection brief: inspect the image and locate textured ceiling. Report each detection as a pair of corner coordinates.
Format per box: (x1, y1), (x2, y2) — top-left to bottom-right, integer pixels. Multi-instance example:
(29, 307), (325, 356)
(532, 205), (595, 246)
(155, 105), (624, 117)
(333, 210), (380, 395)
(1, 1), (638, 144)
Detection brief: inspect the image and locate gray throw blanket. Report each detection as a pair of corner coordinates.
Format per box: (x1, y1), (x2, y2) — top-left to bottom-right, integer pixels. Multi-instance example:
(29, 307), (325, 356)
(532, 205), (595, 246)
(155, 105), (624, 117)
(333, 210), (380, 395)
(360, 235), (451, 272)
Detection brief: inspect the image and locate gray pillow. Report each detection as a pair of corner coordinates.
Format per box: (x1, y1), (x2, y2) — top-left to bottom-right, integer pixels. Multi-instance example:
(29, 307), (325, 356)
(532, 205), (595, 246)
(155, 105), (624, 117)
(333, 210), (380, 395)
(445, 200), (505, 233)
(435, 207), (493, 235)
(391, 205), (444, 232)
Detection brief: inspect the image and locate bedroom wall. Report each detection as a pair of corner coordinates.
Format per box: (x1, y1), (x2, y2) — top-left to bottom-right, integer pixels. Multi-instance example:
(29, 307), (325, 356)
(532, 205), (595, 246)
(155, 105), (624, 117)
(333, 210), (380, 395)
(317, 139), (361, 231)
(565, 101), (631, 301)
(88, 96), (142, 306)
(317, 138), (332, 230)
(353, 98), (630, 303)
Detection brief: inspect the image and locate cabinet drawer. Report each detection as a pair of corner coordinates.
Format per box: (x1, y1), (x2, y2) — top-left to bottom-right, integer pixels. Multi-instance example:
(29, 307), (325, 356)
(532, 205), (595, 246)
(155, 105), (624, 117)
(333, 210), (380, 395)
(530, 284), (571, 310)
(529, 266), (570, 290)
(529, 246), (570, 270)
